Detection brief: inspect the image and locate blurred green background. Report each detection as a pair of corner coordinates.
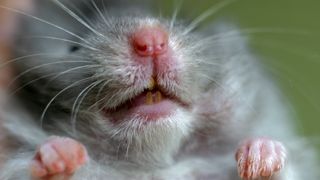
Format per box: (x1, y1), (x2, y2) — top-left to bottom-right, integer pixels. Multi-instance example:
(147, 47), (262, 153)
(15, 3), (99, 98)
(159, 0), (320, 155)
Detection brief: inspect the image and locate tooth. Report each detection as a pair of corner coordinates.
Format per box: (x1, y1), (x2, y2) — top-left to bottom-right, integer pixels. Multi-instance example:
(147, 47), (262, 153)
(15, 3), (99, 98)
(146, 91), (153, 105)
(148, 77), (155, 90)
(155, 91), (162, 102)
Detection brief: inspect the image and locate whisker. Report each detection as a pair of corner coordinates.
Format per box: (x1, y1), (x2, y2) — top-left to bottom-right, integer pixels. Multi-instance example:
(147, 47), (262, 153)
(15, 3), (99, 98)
(259, 60), (320, 113)
(81, 0), (111, 27)
(250, 37), (320, 64)
(7, 67), (99, 102)
(93, 91), (120, 113)
(8, 60), (92, 89)
(89, 87), (121, 112)
(0, 53), (58, 70)
(45, 64), (102, 86)
(0, 5), (92, 45)
(40, 76), (96, 127)
(89, 80), (116, 111)
(9, 72), (58, 97)
(21, 36), (100, 51)
(91, 0), (110, 27)
(95, 79), (113, 102)
(199, 27), (310, 45)
(193, 57), (223, 67)
(183, 0), (237, 35)
(101, 0), (112, 27)
(169, 0), (183, 32)
(53, 0), (106, 38)
(71, 79), (104, 134)
(198, 73), (258, 115)
(63, 0), (95, 27)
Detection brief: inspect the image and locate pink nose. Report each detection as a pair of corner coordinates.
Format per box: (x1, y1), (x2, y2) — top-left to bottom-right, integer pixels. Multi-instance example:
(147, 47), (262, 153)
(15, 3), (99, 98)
(131, 26), (168, 57)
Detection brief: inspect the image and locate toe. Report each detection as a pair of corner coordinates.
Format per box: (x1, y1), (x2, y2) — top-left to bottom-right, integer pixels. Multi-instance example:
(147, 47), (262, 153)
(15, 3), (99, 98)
(30, 159), (48, 178)
(39, 143), (65, 174)
(50, 137), (88, 174)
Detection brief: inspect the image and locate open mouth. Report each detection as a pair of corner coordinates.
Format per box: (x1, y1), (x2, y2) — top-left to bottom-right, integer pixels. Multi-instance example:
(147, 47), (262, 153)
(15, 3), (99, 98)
(102, 78), (181, 122)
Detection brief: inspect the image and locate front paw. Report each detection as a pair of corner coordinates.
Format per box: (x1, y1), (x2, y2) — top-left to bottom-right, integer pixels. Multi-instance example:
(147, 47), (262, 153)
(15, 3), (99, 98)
(30, 136), (89, 180)
(235, 138), (286, 180)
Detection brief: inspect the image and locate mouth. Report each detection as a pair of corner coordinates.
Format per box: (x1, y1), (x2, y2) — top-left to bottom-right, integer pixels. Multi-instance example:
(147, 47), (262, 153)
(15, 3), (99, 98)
(102, 77), (184, 122)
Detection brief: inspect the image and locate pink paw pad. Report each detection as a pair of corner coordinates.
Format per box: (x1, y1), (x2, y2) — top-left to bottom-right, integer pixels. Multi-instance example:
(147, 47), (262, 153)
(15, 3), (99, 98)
(235, 138), (286, 179)
(30, 136), (88, 179)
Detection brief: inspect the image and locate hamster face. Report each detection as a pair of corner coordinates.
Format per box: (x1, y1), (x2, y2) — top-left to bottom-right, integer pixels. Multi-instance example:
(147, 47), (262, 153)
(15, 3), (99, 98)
(15, 2), (213, 146)
(75, 17), (201, 141)
(84, 17), (196, 118)
(2, 1), (319, 179)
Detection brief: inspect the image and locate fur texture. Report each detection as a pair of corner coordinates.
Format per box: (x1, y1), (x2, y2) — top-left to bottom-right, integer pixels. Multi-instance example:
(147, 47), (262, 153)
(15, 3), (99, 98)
(0, 0), (318, 179)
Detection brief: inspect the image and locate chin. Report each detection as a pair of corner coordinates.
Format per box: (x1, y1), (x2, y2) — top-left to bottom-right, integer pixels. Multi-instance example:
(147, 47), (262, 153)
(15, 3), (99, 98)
(99, 107), (193, 143)
(100, 107), (194, 166)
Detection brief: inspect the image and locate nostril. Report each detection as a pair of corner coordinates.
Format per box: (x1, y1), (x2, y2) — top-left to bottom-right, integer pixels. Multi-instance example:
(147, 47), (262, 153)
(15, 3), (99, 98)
(131, 26), (168, 57)
(136, 44), (148, 52)
(154, 43), (167, 54)
(134, 43), (153, 56)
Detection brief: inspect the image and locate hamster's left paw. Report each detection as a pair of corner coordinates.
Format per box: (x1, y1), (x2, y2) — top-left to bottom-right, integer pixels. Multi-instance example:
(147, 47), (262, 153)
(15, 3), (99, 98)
(236, 138), (286, 179)
(30, 136), (88, 180)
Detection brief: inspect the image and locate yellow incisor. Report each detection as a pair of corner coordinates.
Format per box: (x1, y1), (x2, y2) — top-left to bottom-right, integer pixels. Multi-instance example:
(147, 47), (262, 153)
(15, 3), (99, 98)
(145, 77), (163, 105)
(148, 77), (156, 90)
(155, 91), (162, 102)
(146, 92), (153, 105)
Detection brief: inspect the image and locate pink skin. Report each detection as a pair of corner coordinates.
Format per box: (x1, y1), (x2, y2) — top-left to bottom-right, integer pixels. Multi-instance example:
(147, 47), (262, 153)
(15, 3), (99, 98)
(131, 26), (168, 57)
(130, 25), (178, 80)
(236, 138), (286, 179)
(103, 91), (180, 122)
(105, 25), (182, 122)
(130, 25), (177, 78)
(30, 137), (88, 180)
(124, 92), (178, 121)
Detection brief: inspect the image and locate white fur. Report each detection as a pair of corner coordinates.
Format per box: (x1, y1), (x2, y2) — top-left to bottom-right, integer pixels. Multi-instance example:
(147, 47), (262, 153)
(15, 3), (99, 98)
(0, 0), (318, 179)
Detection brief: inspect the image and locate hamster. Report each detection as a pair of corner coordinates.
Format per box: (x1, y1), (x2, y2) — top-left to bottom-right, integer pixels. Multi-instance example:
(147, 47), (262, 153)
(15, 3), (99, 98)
(0, 0), (318, 179)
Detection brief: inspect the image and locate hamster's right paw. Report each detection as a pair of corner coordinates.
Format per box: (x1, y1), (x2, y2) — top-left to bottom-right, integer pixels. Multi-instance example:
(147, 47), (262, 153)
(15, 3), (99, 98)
(235, 138), (286, 180)
(30, 136), (89, 180)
